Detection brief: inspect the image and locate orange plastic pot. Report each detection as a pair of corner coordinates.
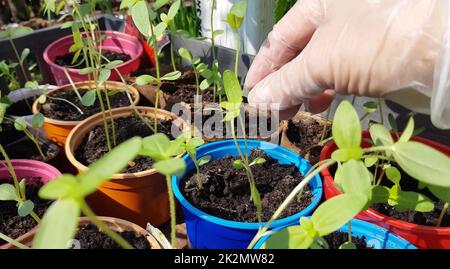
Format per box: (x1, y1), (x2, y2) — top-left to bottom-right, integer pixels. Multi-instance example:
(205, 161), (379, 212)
(65, 107), (188, 227)
(32, 81), (140, 147)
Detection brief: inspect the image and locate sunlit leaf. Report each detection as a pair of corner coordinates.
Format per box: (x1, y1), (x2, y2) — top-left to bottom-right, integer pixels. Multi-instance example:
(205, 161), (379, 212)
(332, 101), (362, 150)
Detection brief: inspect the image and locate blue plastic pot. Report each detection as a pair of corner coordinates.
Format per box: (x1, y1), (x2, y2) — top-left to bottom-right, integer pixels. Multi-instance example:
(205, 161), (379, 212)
(254, 219), (417, 249)
(172, 139), (323, 249)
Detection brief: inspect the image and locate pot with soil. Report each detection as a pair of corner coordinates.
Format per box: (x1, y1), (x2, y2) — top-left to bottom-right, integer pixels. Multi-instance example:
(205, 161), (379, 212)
(43, 31), (143, 85)
(32, 81), (140, 146)
(254, 219), (416, 249)
(172, 139), (323, 249)
(280, 111), (332, 166)
(0, 159), (61, 249)
(7, 86), (57, 119)
(320, 131), (450, 249)
(65, 106), (189, 227)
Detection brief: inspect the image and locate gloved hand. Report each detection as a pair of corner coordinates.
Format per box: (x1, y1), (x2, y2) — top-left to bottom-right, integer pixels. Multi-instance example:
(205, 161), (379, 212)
(245, 0), (450, 129)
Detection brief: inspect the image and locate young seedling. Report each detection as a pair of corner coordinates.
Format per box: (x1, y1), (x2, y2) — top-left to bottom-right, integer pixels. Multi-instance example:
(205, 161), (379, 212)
(221, 70), (263, 223)
(139, 133), (187, 248)
(248, 100), (450, 249)
(33, 137), (143, 249)
(227, 0), (247, 75)
(161, 0), (181, 72)
(183, 136), (210, 190)
(0, 60), (20, 90)
(178, 48), (208, 96)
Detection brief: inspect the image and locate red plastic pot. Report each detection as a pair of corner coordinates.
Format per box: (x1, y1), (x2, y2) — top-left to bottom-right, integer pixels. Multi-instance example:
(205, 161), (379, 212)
(43, 31), (143, 85)
(320, 131), (450, 249)
(0, 160), (61, 249)
(124, 15), (156, 65)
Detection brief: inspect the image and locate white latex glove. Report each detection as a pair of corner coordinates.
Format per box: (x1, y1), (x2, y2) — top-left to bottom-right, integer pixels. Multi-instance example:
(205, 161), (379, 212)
(245, 0), (450, 129)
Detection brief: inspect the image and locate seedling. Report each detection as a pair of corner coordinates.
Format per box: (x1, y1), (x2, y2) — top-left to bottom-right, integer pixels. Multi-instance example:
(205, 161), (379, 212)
(0, 60), (20, 90)
(33, 137), (143, 249)
(183, 136), (210, 190)
(162, 0), (181, 72)
(248, 100), (450, 249)
(178, 48), (208, 96)
(227, 0), (247, 75)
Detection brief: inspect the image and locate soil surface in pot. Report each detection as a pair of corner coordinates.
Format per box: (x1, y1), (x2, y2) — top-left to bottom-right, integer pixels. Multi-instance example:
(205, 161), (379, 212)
(323, 231), (371, 249)
(286, 115), (331, 165)
(75, 115), (176, 173)
(41, 89), (132, 121)
(4, 137), (59, 162)
(182, 149), (314, 222)
(8, 96), (36, 116)
(54, 50), (131, 68)
(0, 177), (52, 245)
(71, 224), (151, 249)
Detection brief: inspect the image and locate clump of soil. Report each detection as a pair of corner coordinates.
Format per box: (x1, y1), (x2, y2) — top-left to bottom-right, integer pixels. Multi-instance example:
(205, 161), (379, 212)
(75, 115), (176, 173)
(323, 232), (371, 249)
(41, 89), (132, 121)
(285, 114), (332, 165)
(370, 166), (450, 227)
(55, 50), (131, 68)
(0, 177), (52, 245)
(182, 149), (314, 222)
(71, 224), (151, 249)
(7, 96), (36, 116)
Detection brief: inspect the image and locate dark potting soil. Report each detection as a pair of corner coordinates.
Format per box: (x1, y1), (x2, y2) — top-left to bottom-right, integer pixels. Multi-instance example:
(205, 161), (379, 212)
(55, 50), (131, 68)
(0, 177), (52, 245)
(4, 137), (59, 162)
(7, 96), (36, 116)
(72, 224), (151, 249)
(286, 115), (331, 165)
(323, 231), (371, 249)
(182, 149), (313, 222)
(41, 89), (131, 121)
(75, 116), (176, 173)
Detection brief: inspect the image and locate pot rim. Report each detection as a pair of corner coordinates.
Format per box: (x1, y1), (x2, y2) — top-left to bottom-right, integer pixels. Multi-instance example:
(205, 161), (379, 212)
(319, 130), (450, 234)
(43, 30), (143, 73)
(32, 81), (140, 126)
(65, 106), (188, 180)
(172, 139), (324, 230)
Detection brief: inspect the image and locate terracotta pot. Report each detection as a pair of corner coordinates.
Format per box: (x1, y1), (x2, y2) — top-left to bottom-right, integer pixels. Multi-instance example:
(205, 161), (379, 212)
(319, 131), (450, 249)
(65, 106), (188, 227)
(32, 81), (140, 147)
(0, 160), (61, 249)
(280, 111), (332, 164)
(5, 217), (163, 249)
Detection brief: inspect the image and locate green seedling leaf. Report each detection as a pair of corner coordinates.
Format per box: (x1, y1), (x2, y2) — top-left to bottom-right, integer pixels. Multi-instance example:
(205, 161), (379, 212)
(132, 0), (151, 37)
(39, 175), (80, 200)
(312, 193), (368, 236)
(251, 157), (266, 166)
(227, 0), (247, 30)
(140, 133), (171, 161)
(331, 148), (363, 162)
(334, 160), (372, 200)
(223, 70), (243, 105)
(104, 60), (123, 69)
(136, 75), (156, 86)
(153, 0), (170, 10)
(60, 21), (73, 29)
(33, 199), (80, 249)
(25, 80), (39, 89)
(120, 0), (138, 10)
(198, 156), (211, 166)
(178, 48), (192, 63)
(363, 101), (378, 113)
(77, 137), (142, 196)
(212, 30), (224, 38)
(81, 90), (96, 107)
(332, 101), (362, 150)
(186, 137), (205, 152)
(167, 0), (181, 20)
(38, 95), (47, 104)
(370, 124), (394, 146)
(412, 127), (426, 137)
(385, 166), (401, 185)
(18, 200), (34, 217)
(399, 117), (414, 143)
(20, 48), (30, 63)
(98, 69), (111, 83)
(161, 71), (181, 81)
(0, 184), (18, 201)
(371, 186), (390, 204)
(153, 22), (168, 37)
(388, 113), (399, 133)
(19, 178), (26, 198)
(79, 67), (95, 75)
(391, 190), (434, 212)
(10, 27), (33, 38)
(364, 157), (378, 167)
(428, 185), (450, 204)
(107, 90), (120, 97)
(14, 117), (27, 131)
(339, 241), (357, 249)
(233, 160), (244, 170)
(154, 159), (186, 177)
(200, 79), (210, 90)
(32, 113), (45, 128)
(392, 142), (450, 187)
(262, 225), (314, 249)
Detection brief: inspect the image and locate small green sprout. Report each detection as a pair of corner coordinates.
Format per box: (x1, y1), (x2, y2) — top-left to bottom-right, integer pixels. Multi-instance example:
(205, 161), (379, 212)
(227, 0), (247, 75)
(178, 48), (208, 96)
(183, 136), (210, 190)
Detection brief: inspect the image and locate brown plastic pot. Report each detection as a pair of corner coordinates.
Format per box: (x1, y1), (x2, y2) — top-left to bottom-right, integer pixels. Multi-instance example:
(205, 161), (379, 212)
(3, 217), (163, 249)
(65, 106), (188, 227)
(32, 81), (140, 147)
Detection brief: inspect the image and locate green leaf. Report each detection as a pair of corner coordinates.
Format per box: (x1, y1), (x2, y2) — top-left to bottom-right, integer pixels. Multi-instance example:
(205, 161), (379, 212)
(104, 60), (123, 69)
(19, 178), (26, 198)
(81, 90), (96, 107)
(428, 185), (450, 204)
(333, 160), (372, 200)
(391, 190), (434, 212)
(32, 113), (45, 128)
(223, 70), (243, 105)
(251, 157), (266, 166)
(38, 95), (47, 104)
(141, 133), (171, 161)
(10, 27), (33, 38)
(212, 30), (224, 38)
(363, 101), (378, 113)
(392, 142), (450, 187)
(136, 75), (156, 86)
(161, 71), (181, 81)
(98, 69), (111, 83)
(312, 193), (367, 236)
(262, 225), (315, 249)
(20, 48), (30, 63)
(227, 0), (247, 30)
(200, 79), (210, 90)
(79, 67), (95, 75)
(132, 0), (151, 37)
(339, 241), (357, 249)
(33, 199), (80, 249)
(198, 156), (211, 166)
(120, 0), (138, 10)
(364, 157), (378, 167)
(331, 148), (363, 162)
(332, 101), (362, 150)
(385, 166), (401, 185)
(178, 48), (192, 63)
(153, 0), (170, 10)
(77, 137), (142, 196)
(154, 159), (186, 177)
(153, 22), (168, 37)
(14, 117), (27, 131)
(39, 175), (80, 200)
(388, 113), (399, 133)
(167, 0), (181, 20)
(399, 117), (414, 143)
(186, 137), (205, 152)
(18, 200), (34, 217)
(233, 160), (244, 170)
(0, 184), (18, 201)
(371, 186), (390, 204)
(25, 80), (39, 89)
(369, 124), (394, 146)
